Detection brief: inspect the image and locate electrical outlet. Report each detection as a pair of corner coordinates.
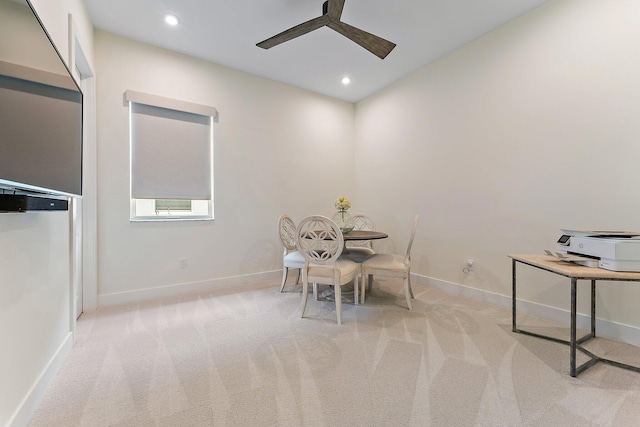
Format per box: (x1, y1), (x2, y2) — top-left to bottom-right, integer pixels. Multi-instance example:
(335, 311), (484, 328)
(179, 258), (188, 269)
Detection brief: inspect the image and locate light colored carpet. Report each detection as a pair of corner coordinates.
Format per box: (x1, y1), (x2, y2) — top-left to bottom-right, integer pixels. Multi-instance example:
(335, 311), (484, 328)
(29, 278), (640, 426)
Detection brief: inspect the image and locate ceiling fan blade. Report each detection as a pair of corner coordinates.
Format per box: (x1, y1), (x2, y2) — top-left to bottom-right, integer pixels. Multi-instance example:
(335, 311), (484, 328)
(327, 21), (396, 59)
(257, 15), (330, 49)
(327, 0), (345, 21)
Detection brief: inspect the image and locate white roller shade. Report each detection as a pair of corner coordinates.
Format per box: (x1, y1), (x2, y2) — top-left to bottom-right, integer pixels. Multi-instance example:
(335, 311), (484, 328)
(129, 97), (214, 200)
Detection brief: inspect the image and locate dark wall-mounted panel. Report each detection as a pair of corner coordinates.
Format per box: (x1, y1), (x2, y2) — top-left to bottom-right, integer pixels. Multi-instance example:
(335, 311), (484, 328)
(0, 0), (83, 197)
(0, 194), (69, 212)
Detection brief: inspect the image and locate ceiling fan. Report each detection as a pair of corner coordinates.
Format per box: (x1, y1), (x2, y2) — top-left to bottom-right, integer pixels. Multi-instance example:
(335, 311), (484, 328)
(256, 0), (396, 59)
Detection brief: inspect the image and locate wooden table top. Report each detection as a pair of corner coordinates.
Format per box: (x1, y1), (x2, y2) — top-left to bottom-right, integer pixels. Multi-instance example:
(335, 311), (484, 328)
(508, 254), (640, 281)
(343, 230), (388, 240)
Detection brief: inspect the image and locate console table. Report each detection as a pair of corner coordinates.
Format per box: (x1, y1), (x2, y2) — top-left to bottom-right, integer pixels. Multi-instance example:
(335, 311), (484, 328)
(509, 254), (640, 377)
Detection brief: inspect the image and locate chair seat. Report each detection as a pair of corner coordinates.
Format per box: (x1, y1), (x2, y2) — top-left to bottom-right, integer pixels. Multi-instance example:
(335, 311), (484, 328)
(347, 247), (375, 255)
(284, 250), (306, 268)
(361, 253), (407, 274)
(308, 258), (360, 282)
(340, 247), (375, 263)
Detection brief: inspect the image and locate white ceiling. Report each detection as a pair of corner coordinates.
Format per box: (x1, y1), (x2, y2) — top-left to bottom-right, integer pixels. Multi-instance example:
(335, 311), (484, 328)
(84, 0), (549, 103)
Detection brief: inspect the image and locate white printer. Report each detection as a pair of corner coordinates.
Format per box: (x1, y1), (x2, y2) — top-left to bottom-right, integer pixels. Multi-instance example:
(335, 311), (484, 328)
(556, 230), (640, 272)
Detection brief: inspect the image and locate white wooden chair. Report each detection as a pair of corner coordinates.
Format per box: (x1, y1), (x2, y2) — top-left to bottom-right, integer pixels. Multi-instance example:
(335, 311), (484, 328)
(360, 215), (419, 309)
(296, 215), (361, 325)
(342, 214), (376, 291)
(344, 214), (376, 258)
(278, 215), (305, 292)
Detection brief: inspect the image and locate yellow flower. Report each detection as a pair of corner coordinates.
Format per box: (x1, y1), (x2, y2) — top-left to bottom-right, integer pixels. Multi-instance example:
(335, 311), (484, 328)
(334, 196), (351, 211)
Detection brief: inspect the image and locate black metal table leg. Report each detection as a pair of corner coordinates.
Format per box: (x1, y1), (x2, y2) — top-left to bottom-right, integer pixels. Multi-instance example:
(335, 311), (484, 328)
(591, 279), (596, 337)
(512, 258), (517, 332)
(570, 277), (577, 377)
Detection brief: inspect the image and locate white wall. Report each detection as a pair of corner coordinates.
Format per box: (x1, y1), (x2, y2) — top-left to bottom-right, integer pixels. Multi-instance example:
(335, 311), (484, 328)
(355, 0), (640, 332)
(30, 0), (94, 66)
(0, 1), (94, 426)
(0, 213), (70, 426)
(94, 32), (355, 303)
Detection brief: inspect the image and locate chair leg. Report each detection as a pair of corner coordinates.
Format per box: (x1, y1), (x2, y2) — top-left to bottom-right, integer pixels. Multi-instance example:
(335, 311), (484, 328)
(279, 267), (288, 292)
(300, 273), (309, 318)
(334, 285), (343, 325)
(354, 276), (359, 305)
(295, 269), (301, 285)
(404, 277), (413, 311)
(407, 271), (414, 299)
(360, 274), (366, 304)
(313, 283), (319, 300)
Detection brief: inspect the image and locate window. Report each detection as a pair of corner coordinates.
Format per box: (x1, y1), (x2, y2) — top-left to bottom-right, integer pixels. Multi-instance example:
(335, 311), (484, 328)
(125, 90), (217, 221)
(155, 199), (191, 212)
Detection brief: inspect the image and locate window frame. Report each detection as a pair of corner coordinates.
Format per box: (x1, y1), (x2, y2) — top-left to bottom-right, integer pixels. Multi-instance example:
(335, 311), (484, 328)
(125, 90), (217, 222)
(130, 198), (212, 221)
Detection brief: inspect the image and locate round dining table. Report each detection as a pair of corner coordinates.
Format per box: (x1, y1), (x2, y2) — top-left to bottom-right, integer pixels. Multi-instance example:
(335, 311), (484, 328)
(341, 230), (388, 253)
(342, 230), (388, 240)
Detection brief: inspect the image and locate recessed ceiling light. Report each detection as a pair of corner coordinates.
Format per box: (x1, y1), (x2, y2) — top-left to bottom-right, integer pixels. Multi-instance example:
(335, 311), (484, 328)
(165, 14), (180, 26)
(341, 76), (351, 85)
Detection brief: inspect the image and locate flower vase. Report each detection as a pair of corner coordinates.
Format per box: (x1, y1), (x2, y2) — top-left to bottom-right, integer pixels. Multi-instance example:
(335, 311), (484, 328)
(332, 209), (354, 234)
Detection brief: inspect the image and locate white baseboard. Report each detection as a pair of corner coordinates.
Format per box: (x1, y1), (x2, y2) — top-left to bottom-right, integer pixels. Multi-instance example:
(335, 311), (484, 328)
(412, 273), (640, 348)
(98, 270), (281, 307)
(9, 332), (74, 427)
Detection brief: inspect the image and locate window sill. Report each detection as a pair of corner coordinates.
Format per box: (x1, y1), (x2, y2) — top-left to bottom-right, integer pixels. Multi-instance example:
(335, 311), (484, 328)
(130, 216), (213, 222)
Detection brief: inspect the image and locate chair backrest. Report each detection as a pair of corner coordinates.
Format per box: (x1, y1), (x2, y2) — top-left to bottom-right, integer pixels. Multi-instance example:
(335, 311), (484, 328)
(405, 215), (420, 262)
(347, 214), (376, 248)
(278, 215), (297, 252)
(296, 215), (344, 265)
